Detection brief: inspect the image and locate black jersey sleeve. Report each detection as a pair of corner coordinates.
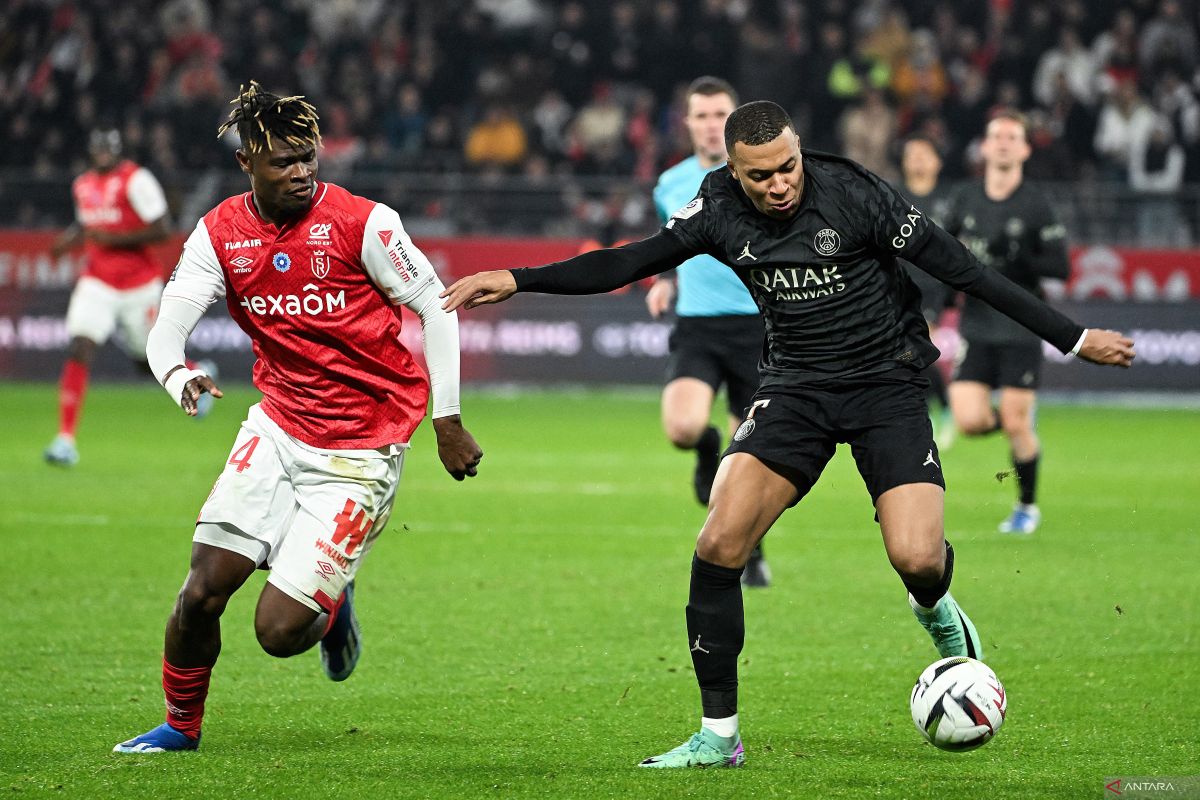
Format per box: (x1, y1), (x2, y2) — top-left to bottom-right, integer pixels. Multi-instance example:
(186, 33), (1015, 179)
(1026, 197), (1070, 280)
(863, 169), (935, 261)
(910, 225), (1084, 353)
(511, 230), (697, 295)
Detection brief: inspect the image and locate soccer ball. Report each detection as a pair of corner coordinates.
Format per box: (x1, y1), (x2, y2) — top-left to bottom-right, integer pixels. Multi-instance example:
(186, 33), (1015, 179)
(910, 656), (1007, 751)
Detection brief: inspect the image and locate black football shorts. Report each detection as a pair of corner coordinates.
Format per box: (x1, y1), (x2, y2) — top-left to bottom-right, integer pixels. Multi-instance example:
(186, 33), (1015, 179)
(666, 314), (764, 416)
(952, 338), (1043, 389)
(724, 376), (945, 506)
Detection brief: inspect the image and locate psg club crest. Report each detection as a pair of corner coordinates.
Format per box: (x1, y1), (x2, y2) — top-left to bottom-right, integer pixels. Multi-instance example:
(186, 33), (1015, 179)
(311, 250), (330, 280)
(814, 228), (841, 256)
(272, 252), (291, 273)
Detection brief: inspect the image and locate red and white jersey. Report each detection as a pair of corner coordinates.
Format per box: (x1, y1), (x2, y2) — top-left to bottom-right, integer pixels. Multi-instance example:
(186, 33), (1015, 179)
(72, 160), (168, 289)
(163, 182), (452, 449)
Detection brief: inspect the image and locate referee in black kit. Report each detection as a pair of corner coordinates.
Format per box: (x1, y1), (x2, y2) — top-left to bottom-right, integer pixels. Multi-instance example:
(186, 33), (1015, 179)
(441, 101), (1134, 769)
(944, 110), (1071, 535)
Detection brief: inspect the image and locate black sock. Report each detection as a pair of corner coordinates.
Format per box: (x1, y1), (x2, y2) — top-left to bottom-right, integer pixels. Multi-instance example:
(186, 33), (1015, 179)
(1013, 453), (1039, 505)
(696, 425), (720, 456)
(903, 541), (954, 608)
(692, 426), (722, 506)
(686, 553), (744, 718)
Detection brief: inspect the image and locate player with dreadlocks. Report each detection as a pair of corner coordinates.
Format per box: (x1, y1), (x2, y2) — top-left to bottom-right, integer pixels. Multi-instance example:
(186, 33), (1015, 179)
(115, 82), (484, 753)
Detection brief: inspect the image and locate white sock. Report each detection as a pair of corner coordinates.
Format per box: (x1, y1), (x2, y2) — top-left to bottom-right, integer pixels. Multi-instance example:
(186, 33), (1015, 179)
(909, 592), (942, 614)
(701, 714), (738, 739)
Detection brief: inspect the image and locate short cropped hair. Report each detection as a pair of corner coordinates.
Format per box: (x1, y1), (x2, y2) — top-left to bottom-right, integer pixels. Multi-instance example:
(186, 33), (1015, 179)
(687, 76), (738, 105)
(988, 108), (1028, 137)
(902, 134), (942, 157)
(724, 100), (794, 153)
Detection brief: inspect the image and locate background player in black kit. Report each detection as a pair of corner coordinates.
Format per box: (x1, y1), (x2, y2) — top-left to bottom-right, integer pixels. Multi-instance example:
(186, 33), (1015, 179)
(442, 101), (1134, 769)
(944, 111), (1070, 535)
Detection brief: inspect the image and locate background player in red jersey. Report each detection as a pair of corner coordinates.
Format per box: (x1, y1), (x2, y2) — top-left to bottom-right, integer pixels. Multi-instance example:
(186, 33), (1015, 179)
(114, 83), (483, 753)
(45, 128), (173, 466)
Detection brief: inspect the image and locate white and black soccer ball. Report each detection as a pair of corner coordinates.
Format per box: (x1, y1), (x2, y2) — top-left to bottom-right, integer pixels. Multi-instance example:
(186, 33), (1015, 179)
(910, 656), (1007, 751)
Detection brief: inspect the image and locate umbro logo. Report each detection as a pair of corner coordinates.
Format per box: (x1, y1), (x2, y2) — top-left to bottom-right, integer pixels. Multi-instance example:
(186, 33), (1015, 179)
(230, 255), (253, 273)
(923, 449), (939, 469)
(736, 241), (758, 261)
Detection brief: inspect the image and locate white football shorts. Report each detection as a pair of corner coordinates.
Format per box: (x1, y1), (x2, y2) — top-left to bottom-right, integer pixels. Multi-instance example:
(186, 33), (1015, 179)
(65, 275), (164, 357)
(194, 404), (406, 613)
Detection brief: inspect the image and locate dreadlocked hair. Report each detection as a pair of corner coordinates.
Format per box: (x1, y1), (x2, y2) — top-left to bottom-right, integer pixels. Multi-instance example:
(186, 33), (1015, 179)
(217, 81), (321, 155)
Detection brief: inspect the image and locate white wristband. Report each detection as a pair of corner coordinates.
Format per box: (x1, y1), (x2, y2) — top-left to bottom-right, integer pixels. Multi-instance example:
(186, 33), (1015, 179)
(1069, 329), (1088, 357)
(163, 368), (206, 409)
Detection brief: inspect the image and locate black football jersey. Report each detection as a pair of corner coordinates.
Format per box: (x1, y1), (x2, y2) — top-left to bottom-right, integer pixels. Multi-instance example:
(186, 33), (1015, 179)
(943, 181), (1069, 345)
(512, 152), (1084, 386)
(664, 151), (944, 390)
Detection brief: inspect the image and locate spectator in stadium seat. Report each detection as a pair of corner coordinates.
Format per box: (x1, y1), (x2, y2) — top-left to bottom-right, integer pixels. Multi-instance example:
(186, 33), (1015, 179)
(839, 86), (899, 182)
(1138, 0), (1198, 82)
(1032, 28), (1097, 108)
(464, 104), (529, 170)
(1094, 77), (1158, 181)
(1129, 117), (1189, 246)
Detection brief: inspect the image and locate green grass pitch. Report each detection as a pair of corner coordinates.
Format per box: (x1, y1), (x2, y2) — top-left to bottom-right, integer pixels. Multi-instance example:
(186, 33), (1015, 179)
(1, 383), (1196, 798)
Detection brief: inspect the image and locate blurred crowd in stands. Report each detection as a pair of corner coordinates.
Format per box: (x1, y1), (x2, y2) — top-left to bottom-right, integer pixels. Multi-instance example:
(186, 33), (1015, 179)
(2, 0), (1199, 241)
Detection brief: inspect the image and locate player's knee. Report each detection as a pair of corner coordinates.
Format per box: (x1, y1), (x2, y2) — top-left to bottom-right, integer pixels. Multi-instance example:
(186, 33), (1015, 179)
(254, 619), (305, 659)
(890, 547), (944, 585)
(175, 582), (230, 628)
(695, 528), (749, 568)
(664, 419), (705, 449)
(67, 337), (96, 364)
(1000, 413), (1032, 439)
(955, 411), (994, 436)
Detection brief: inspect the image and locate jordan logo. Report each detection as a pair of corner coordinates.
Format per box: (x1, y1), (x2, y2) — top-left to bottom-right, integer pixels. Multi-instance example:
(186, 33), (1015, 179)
(736, 241), (758, 261)
(923, 449), (939, 468)
(691, 635), (710, 654)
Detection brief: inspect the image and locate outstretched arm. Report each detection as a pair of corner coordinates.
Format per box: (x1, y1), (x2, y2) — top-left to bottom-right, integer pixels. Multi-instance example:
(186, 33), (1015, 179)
(148, 219), (226, 414)
(360, 203), (483, 480)
(912, 226), (1134, 367)
(147, 299), (223, 415)
(441, 231), (695, 311)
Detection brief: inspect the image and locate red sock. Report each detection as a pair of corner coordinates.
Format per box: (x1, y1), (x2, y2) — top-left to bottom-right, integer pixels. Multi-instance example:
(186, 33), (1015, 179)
(162, 658), (211, 739)
(320, 590), (345, 637)
(58, 359), (89, 437)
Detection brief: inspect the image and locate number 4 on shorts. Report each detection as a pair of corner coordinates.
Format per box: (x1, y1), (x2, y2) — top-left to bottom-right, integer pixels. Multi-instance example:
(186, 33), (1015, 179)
(228, 435), (261, 473)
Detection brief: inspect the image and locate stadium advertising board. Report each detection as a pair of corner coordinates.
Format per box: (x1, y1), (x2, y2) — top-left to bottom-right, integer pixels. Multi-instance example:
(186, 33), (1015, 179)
(1, 232), (1197, 391)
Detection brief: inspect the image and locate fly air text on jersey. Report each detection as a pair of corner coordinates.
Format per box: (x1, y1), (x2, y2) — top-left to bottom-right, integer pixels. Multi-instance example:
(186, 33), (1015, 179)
(225, 239), (262, 250)
(750, 264), (846, 301)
